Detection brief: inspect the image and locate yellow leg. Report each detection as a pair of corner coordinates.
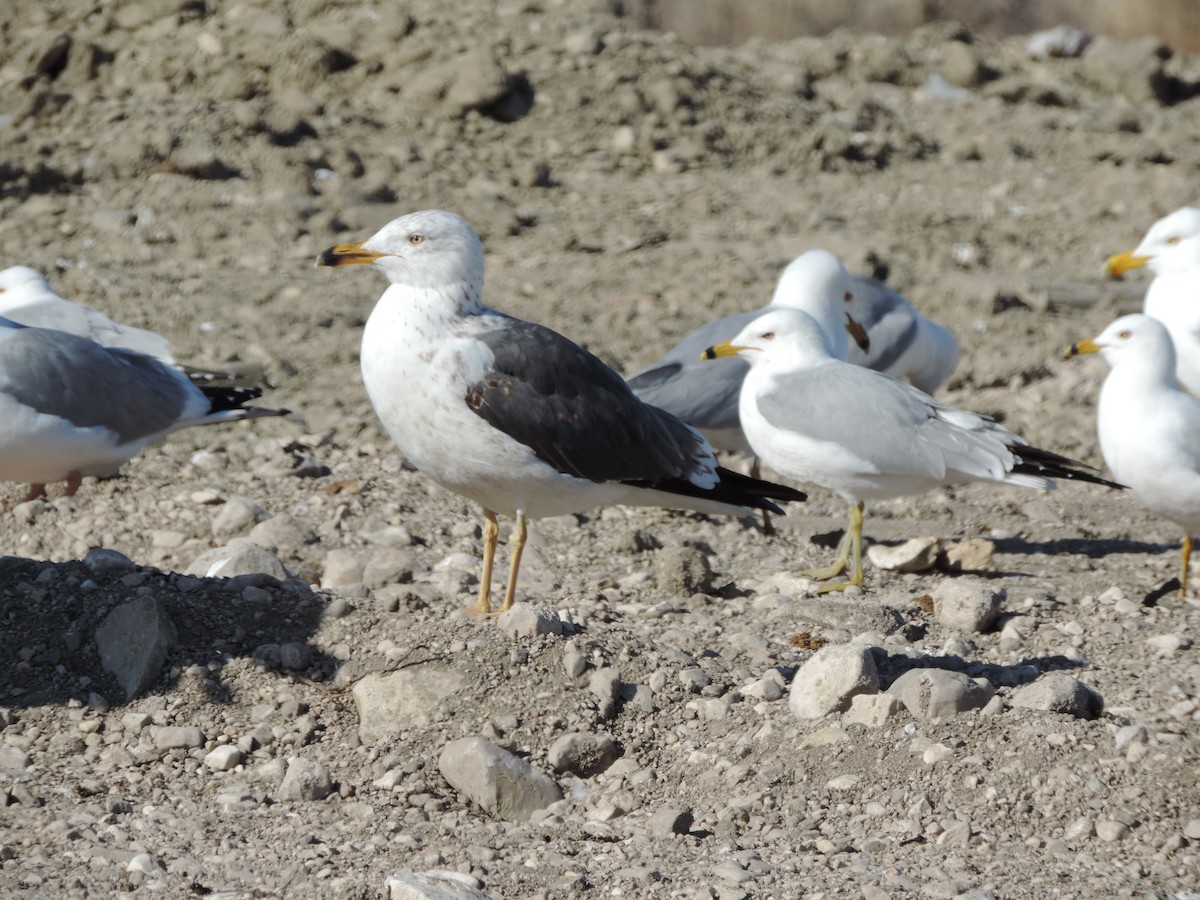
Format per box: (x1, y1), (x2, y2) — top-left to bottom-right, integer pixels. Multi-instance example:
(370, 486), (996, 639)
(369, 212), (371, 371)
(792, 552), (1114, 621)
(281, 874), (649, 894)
(1181, 535), (1192, 597)
(813, 503), (867, 594)
(751, 458), (774, 536)
(467, 510), (500, 615)
(498, 512), (527, 613)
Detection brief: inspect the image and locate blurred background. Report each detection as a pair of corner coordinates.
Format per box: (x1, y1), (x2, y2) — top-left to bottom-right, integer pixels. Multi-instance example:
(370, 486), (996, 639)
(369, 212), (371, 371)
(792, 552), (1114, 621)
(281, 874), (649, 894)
(623, 0), (1200, 50)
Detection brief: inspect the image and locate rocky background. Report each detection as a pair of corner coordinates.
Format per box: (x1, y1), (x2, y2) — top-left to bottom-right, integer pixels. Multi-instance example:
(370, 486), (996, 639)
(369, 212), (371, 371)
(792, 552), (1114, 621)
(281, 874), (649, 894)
(0, 1), (1198, 897)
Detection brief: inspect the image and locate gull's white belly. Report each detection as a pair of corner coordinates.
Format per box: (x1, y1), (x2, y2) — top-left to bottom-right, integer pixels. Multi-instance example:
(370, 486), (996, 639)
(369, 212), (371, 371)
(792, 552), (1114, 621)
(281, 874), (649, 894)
(0, 395), (137, 484)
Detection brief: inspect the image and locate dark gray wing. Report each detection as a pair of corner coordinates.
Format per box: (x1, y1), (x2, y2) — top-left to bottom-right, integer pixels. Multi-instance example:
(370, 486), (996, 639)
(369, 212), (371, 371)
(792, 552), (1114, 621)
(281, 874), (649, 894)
(0, 325), (192, 443)
(466, 318), (711, 483)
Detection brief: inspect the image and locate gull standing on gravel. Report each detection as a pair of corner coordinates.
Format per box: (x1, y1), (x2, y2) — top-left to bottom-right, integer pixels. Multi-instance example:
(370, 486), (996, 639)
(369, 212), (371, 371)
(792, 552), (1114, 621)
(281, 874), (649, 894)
(316, 209), (807, 615)
(1068, 314), (1200, 594)
(0, 266), (176, 363)
(704, 308), (1121, 592)
(1105, 207), (1200, 396)
(0, 317), (289, 502)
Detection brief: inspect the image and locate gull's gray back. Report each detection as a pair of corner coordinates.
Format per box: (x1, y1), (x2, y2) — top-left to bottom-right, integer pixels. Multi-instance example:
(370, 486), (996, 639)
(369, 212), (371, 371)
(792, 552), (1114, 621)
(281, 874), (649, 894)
(0, 325), (192, 444)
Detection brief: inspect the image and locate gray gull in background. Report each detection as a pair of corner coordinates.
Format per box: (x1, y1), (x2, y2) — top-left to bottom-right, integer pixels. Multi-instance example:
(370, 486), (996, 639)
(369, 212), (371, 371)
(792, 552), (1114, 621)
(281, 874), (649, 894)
(316, 209), (806, 616)
(0, 316), (289, 502)
(705, 308), (1120, 593)
(626, 249), (861, 459)
(843, 271), (959, 393)
(626, 249), (959, 456)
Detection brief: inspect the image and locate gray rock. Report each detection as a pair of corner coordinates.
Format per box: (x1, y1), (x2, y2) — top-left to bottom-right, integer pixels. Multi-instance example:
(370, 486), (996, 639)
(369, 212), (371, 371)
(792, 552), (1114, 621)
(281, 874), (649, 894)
(405, 49), (514, 118)
(1113, 723), (1147, 749)
(204, 745), (242, 772)
(648, 806), (694, 837)
(0, 747), (31, 770)
(789, 595), (905, 636)
(277, 757), (333, 801)
(940, 538), (995, 573)
(1010, 674), (1103, 719)
(655, 543), (714, 595)
(385, 870), (493, 900)
(279, 642), (313, 671)
(153, 726), (205, 750)
(353, 665), (467, 745)
(547, 732), (619, 777)
(211, 496), (267, 539)
(496, 603), (563, 637)
(789, 644), (879, 719)
(363, 547), (416, 589)
(186, 539), (289, 581)
(932, 579), (1002, 633)
(83, 547), (137, 575)
(867, 537), (939, 572)
(1096, 819), (1131, 842)
(562, 646), (588, 679)
(589, 667), (621, 717)
(127, 853), (164, 874)
(1080, 35), (1174, 105)
(94, 596), (177, 699)
(842, 693), (903, 727)
(438, 737), (562, 822)
(886, 669), (993, 721)
(248, 514), (312, 554)
(941, 41), (987, 89)
(322, 549), (365, 588)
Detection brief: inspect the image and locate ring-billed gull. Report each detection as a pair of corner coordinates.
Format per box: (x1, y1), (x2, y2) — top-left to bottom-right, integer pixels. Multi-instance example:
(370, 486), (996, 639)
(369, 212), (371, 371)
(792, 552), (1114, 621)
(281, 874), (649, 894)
(627, 250), (958, 532)
(704, 308), (1120, 592)
(0, 316), (289, 502)
(1067, 314), (1200, 595)
(1104, 207), (1200, 395)
(316, 209), (807, 615)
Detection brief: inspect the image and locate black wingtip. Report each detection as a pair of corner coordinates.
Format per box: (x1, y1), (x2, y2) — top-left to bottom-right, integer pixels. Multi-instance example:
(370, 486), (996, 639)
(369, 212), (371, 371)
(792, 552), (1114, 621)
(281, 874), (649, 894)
(1012, 444), (1126, 490)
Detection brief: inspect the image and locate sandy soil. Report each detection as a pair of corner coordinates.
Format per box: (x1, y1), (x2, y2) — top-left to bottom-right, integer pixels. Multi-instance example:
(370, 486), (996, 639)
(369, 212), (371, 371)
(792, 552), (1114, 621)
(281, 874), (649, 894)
(0, 2), (1198, 897)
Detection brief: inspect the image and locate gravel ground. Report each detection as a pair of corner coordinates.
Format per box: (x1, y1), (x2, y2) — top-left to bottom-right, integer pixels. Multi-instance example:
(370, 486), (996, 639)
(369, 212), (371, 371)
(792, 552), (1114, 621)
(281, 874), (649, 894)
(1, 2), (1198, 898)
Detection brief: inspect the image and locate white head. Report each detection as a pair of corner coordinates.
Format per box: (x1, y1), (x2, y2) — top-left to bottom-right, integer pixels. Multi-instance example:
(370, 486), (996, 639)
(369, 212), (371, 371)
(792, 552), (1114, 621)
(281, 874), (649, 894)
(767, 249), (855, 359)
(1107, 207), (1200, 278)
(707, 308), (835, 371)
(1070, 313), (1177, 380)
(0, 266), (54, 295)
(317, 210), (486, 305)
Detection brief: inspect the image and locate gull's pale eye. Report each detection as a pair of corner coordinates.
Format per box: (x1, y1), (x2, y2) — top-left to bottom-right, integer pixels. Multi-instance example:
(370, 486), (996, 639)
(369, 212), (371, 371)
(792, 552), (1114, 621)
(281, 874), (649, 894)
(409, 233), (425, 245)
(760, 332), (776, 340)
(1118, 330), (1132, 339)
(1167, 236), (1181, 245)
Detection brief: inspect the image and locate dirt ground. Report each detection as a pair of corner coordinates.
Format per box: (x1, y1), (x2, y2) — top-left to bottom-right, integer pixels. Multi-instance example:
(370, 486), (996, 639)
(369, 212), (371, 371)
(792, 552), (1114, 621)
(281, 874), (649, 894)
(0, 1), (1198, 897)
